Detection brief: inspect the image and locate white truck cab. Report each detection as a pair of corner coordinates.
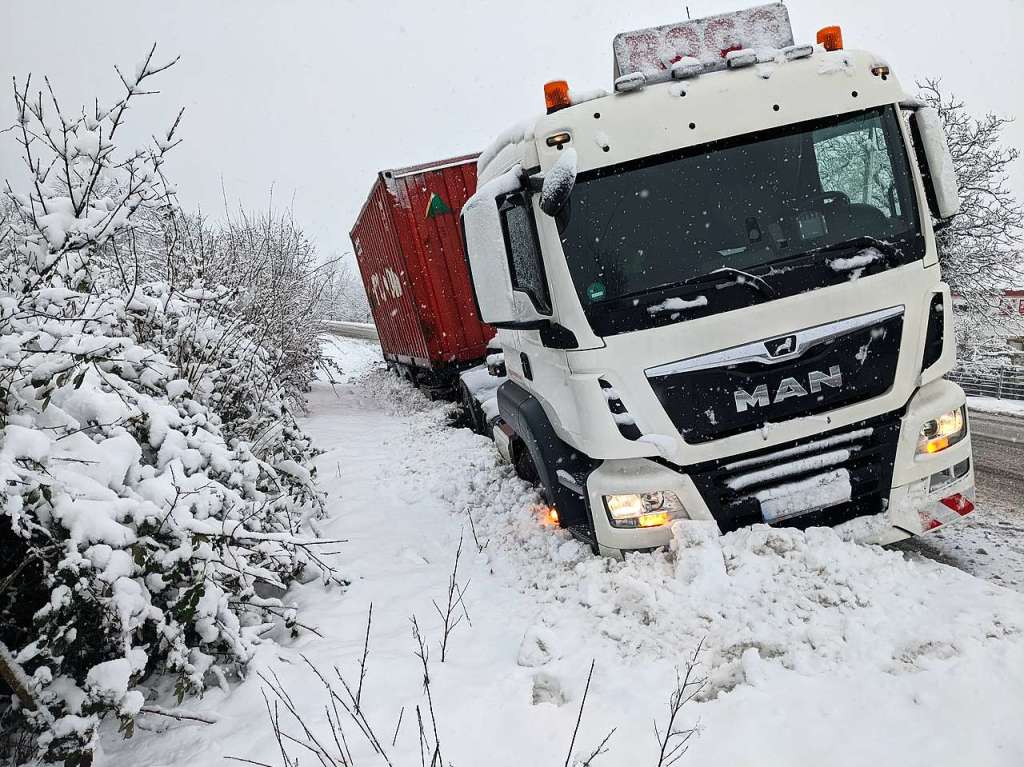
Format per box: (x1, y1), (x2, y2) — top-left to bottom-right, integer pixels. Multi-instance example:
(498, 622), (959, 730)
(461, 4), (975, 556)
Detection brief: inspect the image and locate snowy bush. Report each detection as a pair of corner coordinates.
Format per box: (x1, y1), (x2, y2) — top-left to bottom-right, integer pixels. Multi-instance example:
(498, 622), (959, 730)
(163, 209), (344, 400)
(0, 50), (332, 765)
(327, 260), (372, 324)
(95, 189), (373, 404)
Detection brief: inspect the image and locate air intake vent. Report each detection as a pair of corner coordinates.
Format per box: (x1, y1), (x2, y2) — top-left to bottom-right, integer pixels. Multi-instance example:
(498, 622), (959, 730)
(599, 379), (641, 440)
(922, 293), (945, 371)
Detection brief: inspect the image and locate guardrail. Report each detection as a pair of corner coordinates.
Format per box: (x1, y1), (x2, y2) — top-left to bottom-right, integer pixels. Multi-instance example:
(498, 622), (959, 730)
(323, 320), (379, 340)
(947, 368), (1024, 401)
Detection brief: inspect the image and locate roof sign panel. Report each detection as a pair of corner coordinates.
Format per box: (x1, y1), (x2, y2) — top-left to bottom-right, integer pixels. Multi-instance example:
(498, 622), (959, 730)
(613, 3), (794, 80)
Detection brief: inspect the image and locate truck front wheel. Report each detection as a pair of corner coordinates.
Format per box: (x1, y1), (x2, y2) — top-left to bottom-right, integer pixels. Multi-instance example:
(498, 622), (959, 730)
(513, 441), (541, 486)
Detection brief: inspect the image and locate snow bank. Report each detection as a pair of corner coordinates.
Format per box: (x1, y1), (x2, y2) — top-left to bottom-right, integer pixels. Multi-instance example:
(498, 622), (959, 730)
(385, 382), (1024, 687)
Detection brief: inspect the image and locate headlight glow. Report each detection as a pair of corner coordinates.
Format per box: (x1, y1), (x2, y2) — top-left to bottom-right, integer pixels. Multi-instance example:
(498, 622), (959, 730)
(917, 406), (967, 455)
(604, 491), (685, 529)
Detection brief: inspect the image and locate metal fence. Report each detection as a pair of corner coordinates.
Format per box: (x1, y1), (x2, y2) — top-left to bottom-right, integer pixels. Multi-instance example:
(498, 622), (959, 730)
(947, 368), (1024, 401)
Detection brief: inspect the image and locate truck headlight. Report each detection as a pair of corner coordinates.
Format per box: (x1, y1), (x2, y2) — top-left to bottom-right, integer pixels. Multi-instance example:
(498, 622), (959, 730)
(917, 405), (967, 455)
(604, 491), (685, 529)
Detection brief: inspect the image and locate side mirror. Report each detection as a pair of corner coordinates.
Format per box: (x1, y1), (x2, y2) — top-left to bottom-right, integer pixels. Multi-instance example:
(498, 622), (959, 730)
(539, 147), (578, 217)
(909, 107), (961, 221)
(461, 166), (551, 329)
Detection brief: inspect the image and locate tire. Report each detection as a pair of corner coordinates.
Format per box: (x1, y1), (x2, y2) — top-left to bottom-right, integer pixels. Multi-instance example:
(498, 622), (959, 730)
(458, 381), (486, 434)
(513, 442), (541, 487)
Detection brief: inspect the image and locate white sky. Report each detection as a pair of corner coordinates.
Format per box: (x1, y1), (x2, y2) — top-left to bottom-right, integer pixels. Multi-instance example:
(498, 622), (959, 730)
(3, 0), (1023, 261)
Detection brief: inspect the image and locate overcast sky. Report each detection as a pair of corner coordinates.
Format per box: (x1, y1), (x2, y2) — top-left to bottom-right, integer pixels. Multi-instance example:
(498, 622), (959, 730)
(3, 0), (1023, 262)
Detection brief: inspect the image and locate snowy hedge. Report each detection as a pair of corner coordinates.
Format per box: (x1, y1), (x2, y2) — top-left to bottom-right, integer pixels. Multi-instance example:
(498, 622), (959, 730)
(0, 50), (332, 764)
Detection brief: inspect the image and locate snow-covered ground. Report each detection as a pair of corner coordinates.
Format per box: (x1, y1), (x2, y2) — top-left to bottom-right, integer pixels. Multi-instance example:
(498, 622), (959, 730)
(320, 335), (386, 384)
(100, 340), (1024, 766)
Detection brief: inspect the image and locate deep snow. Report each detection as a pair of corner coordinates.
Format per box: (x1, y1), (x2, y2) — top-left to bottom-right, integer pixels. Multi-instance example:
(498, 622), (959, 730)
(99, 338), (1024, 766)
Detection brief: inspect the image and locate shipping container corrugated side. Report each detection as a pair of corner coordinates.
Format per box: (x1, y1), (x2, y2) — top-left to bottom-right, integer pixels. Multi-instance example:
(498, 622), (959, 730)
(350, 154), (494, 373)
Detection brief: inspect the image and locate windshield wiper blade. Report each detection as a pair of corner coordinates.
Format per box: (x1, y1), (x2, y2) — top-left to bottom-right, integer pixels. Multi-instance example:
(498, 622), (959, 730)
(608, 280), (694, 305)
(682, 267), (777, 300)
(603, 267), (776, 307)
(769, 236), (901, 268)
(814, 236), (901, 261)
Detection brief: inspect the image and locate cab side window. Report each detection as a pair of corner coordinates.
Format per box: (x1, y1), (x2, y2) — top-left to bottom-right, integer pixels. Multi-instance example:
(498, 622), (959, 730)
(500, 194), (551, 314)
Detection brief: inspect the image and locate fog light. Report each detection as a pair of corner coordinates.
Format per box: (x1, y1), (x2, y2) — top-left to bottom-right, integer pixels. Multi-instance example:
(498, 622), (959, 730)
(917, 406), (966, 455)
(604, 491), (684, 529)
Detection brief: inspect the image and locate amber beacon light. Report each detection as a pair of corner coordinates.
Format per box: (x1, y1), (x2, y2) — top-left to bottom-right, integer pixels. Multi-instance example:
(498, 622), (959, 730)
(816, 25), (844, 51)
(544, 80), (572, 113)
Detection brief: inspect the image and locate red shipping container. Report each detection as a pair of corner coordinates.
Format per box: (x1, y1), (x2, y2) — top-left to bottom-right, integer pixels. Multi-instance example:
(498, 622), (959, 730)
(350, 154), (494, 380)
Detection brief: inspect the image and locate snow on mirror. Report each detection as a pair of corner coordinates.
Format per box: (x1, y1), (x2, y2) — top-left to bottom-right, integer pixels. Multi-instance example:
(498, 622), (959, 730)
(913, 107), (961, 220)
(539, 147), (577, 216)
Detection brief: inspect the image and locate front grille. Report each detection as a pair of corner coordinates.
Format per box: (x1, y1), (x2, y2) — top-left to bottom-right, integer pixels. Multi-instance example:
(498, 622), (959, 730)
(684, 413), (902, 533)
(646, 308), (904, 443)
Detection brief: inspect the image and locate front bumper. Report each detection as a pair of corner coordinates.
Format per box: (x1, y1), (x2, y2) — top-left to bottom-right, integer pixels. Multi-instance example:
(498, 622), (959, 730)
(585, 378), (974, 556)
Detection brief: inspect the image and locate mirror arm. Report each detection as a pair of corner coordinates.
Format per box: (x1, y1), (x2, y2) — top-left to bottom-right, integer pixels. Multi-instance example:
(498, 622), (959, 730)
(491, 318), (549, 331)
(539, 321), (579, 349)
(489, 318), (579, 349)
(898, 98), (927, 112)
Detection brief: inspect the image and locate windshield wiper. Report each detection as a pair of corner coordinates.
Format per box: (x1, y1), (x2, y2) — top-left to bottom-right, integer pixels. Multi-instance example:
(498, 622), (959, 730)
(683, 267), (777, 300)
(603, 267), (776, 307)
(769, 236), (902, 269)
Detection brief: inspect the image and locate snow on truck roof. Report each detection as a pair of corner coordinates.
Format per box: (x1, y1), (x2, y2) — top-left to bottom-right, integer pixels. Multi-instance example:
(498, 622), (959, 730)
(612, 2), (794, 80)
(477, 44), (901, 185)
(478, 2), (793, 179)
(476, 3), (902, 184)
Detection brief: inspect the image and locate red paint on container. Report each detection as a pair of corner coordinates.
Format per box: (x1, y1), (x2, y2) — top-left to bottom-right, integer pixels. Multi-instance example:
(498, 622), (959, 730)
(351, 154), (494, 375)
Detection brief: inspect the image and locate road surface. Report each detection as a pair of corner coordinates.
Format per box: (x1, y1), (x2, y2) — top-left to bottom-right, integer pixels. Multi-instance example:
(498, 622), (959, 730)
(894, 407), (1024, 591)
(323, 320), (379, 340)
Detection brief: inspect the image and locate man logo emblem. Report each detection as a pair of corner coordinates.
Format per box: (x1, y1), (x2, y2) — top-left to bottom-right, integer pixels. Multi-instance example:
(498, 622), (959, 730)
(733, 365), (845, 413)
(764, 334), (797, 358)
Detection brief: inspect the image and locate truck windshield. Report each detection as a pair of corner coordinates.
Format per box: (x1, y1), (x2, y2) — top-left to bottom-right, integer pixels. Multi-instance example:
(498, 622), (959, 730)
(558, 106), (922, 329)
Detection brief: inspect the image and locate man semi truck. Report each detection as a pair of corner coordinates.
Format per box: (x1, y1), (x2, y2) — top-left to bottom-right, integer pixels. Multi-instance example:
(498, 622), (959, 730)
(356, 4), (976, 556)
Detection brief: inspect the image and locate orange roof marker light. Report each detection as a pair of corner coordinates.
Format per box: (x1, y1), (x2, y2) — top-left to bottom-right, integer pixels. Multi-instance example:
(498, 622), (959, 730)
(817, 25), (844, 52)
(545, 80), (572, 114)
